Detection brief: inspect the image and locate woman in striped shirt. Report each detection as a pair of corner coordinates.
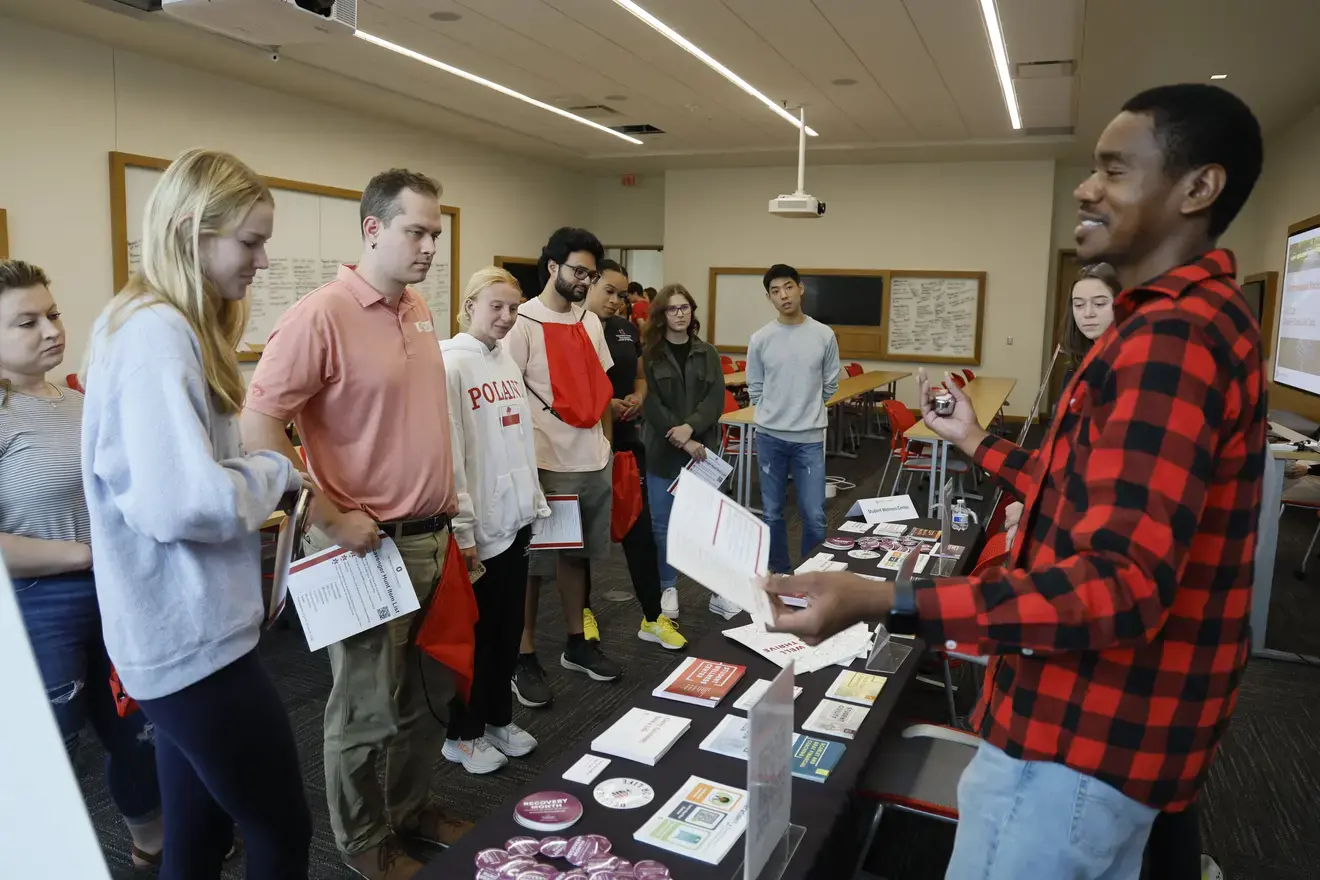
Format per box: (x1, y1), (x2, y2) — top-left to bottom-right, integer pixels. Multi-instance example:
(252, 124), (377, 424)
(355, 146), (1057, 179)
(0, 259), (163, 868)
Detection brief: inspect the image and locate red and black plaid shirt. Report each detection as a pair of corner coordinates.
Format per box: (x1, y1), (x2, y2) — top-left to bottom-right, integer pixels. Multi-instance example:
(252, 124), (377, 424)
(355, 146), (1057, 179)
(915, 250), (1265, 810)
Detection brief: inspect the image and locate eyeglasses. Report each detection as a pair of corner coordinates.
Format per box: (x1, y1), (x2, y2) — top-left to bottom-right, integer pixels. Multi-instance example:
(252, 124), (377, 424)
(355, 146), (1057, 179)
(561, 263), (601, 285)
(665, 304), (692, 316)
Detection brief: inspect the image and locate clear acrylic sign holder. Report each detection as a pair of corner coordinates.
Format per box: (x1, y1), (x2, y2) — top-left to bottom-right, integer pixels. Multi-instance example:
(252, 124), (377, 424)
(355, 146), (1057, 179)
(736, 664), (804, 880)
(865, 624), (912, 674)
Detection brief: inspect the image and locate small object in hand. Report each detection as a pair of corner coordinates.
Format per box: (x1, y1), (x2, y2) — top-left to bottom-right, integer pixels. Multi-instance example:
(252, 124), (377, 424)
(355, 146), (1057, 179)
(933, 393), (955, 416)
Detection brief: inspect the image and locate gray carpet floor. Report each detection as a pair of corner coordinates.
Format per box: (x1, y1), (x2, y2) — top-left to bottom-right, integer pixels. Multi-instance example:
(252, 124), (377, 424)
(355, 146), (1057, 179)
(71, 431), (1320, 880)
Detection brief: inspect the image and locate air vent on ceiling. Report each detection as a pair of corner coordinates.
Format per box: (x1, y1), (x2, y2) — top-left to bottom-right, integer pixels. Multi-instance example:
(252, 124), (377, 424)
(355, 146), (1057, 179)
(1023, 125), (1075, 137)
(609, 124), (665, 136)
(1013, 60), (1075, 79)
(565, 104), (622, 119)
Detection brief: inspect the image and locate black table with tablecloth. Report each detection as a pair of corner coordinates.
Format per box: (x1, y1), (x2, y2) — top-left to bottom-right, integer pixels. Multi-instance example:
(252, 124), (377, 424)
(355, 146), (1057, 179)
(421, 517), (980, 880)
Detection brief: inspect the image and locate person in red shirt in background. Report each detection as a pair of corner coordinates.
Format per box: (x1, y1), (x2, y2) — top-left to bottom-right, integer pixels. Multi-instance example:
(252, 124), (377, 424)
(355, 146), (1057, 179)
(626, 282), (650, 327)
(765, 83), (1264, 879)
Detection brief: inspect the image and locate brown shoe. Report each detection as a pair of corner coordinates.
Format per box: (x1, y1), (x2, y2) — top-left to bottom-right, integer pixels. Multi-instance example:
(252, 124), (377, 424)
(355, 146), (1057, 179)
(342, 837), (424, 880)
(399, 805), (475, 848)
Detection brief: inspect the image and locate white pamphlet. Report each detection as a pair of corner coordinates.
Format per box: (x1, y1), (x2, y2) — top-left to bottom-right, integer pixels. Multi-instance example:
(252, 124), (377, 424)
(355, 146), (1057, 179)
(667, 470), (774, 626)
(733, 679), (803, 712)
(802, 698), (870, 740)
(286, 538), (420, 652)
(667, 447), (734, 494)
(723, 621), (874, 675)
(835, 520), (873, 534)
(846, 495), (920, 524)
(562, 753), (612, 785)
(634, 775), (749, 865)
(529, 494), (584, 550)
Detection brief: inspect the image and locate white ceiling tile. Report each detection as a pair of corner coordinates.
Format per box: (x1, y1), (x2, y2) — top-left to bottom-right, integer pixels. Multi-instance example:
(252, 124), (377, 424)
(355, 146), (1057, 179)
(902, 0), (1015, 137)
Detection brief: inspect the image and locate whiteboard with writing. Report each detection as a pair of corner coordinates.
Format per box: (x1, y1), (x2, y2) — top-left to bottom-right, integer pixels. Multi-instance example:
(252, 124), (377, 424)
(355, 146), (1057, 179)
(883, 274), (983, 364)
(122, 164), (455, 350)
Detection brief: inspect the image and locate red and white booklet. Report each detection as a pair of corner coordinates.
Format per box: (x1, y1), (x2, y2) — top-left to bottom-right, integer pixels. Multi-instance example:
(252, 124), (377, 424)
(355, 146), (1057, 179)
(652, 657), (747, 708)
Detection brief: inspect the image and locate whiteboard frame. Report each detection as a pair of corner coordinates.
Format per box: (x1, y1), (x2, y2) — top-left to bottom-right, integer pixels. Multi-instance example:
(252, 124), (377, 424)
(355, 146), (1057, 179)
(883, 269), (986, 365)
(707, 266), (890, 358)
(109, 152), (461, 361)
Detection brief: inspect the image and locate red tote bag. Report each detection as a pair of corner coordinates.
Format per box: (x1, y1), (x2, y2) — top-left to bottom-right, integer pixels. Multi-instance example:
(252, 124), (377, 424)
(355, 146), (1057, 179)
(413, 536), (479, 704)
(610, 450), (643, 542)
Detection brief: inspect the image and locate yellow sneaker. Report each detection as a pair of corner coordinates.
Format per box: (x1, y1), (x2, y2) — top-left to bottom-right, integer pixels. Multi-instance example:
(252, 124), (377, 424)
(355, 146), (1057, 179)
(583, 608), (600, 642)
(639, 616), (688, 651)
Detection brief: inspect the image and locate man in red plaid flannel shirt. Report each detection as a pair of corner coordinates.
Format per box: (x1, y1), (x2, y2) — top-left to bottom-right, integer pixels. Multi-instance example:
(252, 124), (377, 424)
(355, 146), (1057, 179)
(766, 84), (1265, 879)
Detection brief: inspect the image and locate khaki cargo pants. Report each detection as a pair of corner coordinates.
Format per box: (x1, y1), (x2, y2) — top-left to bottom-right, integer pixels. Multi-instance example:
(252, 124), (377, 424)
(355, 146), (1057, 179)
(304, 526), (454, 856)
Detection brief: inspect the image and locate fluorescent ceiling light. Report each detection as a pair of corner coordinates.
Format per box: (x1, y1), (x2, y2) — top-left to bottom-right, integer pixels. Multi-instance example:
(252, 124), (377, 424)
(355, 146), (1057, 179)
(608, 0), (818, 137)
(354, 30), (644, 145)
(1211, 73), (1228, 80)
(977, 0), (1022, 130)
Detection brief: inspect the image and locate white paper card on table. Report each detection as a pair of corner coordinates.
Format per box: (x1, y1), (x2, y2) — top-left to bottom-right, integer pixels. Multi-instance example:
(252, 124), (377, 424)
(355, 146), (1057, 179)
(667, 469), (774, 627)
(835, 520), (873, 534)
(286, 538), (419, 652)
(562, 753), (612, 785)
(633, 775), (748, 865)
(529, 494), (584, 550)
(667, 447), (734, 494)
(733, 679), (803, 712)
(746, 663), (795, 879)
(802, 698), (870, 740)
(846, 494), (920, 524)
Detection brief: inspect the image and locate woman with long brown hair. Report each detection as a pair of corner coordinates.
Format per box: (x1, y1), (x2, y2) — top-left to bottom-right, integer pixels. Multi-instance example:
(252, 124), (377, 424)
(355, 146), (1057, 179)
(640, 283), (726, 618)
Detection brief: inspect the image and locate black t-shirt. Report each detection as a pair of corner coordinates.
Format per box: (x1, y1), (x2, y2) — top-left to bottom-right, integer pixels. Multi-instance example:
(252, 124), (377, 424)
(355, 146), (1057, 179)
(666, 338), (692, 378)
(603, 316), (643, 448)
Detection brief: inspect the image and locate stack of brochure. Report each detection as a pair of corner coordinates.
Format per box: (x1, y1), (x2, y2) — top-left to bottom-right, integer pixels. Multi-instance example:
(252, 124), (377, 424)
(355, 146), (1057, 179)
(722, 621), (874, 674)
(590, 708), (691, 766)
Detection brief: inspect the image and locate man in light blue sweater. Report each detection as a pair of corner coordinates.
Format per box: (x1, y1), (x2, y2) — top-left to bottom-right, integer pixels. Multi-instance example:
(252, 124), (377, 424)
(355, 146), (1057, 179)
(746, 264), (839, 580)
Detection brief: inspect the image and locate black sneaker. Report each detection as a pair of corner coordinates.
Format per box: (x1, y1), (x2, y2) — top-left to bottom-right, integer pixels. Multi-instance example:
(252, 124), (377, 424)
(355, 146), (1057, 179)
(511, 652), (553, 708)
(561, 639), (623, 682)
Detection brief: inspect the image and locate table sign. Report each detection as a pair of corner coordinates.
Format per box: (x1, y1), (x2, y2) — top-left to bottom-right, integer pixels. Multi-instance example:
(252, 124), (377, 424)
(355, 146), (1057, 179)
(845, 494), (919, 524)
(741, 663), (804, 879)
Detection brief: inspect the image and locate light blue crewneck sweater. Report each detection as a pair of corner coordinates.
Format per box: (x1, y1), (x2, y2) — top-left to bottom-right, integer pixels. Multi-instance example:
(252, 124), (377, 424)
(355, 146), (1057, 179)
(746, 316), (840, 444)
(82, 304), (299, 700)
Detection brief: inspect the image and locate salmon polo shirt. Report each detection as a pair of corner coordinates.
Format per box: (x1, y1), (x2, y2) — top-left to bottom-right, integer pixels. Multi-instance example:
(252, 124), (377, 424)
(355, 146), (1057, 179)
(246, 264), (456, 522)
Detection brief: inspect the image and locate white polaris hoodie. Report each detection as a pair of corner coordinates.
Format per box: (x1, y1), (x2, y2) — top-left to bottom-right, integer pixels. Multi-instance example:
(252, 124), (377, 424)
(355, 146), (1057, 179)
(441, 333), (550, 559)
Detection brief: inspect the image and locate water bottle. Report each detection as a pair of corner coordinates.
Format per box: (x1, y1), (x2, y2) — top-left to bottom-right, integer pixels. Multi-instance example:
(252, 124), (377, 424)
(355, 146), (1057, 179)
(952, 498), (971, 532)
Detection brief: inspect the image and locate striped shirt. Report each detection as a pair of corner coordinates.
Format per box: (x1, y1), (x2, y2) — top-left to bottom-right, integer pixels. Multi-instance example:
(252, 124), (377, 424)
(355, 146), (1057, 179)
(0, 386), (90, 544)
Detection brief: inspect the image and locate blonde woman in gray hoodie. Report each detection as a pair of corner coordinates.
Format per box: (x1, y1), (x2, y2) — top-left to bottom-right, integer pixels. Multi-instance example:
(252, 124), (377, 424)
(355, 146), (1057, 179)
(439, 267), (550, 775)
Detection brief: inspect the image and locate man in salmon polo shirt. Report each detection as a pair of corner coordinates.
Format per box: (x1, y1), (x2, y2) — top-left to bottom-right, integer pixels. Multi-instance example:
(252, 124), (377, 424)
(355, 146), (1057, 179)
(241, 169), (470, 880)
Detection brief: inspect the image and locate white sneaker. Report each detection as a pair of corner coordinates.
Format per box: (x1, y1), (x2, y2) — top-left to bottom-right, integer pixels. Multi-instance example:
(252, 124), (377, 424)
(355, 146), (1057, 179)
(1201, 854), (1224, 880)
(485, 722), (538, 757)
(441, 737), (507, 774)
(660, 587), (680, 619)
(709, 594), (742, 619)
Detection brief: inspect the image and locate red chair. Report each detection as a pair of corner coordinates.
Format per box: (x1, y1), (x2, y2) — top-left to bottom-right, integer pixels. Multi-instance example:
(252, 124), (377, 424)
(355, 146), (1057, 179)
(66, 373), (84, 392)
(845, 363), (863, 378)
(719, 390), (752, 460)
(735, 359), (747, 371)
(880, 400), (969, 498)
(720, 355), (734, 369)
(971, 531), (1010, 577)
(721, 361), (736, 375)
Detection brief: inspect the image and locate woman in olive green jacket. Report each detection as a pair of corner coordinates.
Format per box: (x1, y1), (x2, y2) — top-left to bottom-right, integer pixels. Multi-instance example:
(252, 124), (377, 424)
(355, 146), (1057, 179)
(641, 283), (728, 617)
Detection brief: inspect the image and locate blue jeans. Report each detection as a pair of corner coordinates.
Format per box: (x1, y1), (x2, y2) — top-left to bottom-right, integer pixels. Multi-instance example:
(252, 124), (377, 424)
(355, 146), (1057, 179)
(13, 571), (160, 822)
(755, 431), (827, 573)
(948, 741), (1158, 879)
(646, 472), (679, 589)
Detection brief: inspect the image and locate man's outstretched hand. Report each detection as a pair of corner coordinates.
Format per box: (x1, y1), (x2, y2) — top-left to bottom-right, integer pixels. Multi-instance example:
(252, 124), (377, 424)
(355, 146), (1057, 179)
(761, 571), (896, 645)
(917, 367), (986, 455)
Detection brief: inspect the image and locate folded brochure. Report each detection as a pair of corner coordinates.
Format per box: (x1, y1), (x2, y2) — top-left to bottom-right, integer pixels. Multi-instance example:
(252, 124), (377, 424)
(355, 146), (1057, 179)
(633, 775), (748, 865)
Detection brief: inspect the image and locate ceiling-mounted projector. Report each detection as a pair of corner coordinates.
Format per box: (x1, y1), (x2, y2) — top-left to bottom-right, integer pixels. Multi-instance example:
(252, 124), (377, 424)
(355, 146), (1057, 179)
(769, 105), (824, 219)
(160, 0), (356, 48)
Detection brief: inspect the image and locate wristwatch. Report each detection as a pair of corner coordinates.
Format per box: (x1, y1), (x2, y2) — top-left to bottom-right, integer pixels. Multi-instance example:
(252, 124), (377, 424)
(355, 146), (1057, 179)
(887, 551), (925, 635)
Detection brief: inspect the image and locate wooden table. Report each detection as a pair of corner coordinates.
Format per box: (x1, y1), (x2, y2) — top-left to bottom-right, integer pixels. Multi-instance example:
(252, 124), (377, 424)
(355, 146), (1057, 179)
(905, 376), (1017, 516)
(1254, 430), (1320, 662)
(724, 371), (747, 386)
(825, 370), (909, 457)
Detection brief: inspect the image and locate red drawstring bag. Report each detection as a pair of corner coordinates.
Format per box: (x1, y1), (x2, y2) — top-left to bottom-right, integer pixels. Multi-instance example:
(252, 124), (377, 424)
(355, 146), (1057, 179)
(109, 664), (139, 718)
(520, 314), (612, 429)
(610, 451), (643, 542)
(413, 535), (479, 704)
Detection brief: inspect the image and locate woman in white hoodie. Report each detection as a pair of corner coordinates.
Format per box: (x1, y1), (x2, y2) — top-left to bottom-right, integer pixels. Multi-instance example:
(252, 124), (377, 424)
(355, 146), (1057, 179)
(440, 267), (551, 775)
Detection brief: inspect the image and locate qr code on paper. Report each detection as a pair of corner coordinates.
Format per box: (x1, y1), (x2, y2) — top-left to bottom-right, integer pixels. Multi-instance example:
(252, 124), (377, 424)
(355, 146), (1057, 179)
(376, 607), (390, 620)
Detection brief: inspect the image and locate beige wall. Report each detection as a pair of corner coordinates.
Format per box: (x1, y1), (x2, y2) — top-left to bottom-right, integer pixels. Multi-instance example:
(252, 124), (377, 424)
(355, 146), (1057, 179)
(0, 16), (591, 372)
(589, 173), (666, 248)
(664, 161), (1057, 411)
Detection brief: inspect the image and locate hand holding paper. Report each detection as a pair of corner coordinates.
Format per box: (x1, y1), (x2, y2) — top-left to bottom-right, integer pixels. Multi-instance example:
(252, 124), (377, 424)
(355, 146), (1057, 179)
(666, 470), (774, 627)
(762, 571), (895, 645)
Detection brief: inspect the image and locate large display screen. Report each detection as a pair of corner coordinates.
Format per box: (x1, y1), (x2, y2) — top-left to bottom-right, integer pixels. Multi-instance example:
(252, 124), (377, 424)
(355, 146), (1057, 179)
(1274, 221), (1320, 397)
